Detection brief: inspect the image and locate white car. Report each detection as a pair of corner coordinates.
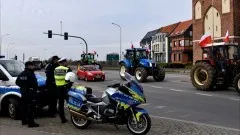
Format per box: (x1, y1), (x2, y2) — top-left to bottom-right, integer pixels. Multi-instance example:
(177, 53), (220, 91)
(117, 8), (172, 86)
(0, 59), (47, 119)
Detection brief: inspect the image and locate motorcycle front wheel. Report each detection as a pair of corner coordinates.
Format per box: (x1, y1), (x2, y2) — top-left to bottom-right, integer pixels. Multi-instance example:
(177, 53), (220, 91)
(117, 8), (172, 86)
(71, 115), (91, 129)
(127, 114), (151, 135)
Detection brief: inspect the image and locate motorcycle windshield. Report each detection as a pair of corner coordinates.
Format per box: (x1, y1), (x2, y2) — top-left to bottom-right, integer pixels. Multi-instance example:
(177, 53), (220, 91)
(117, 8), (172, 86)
(129, 80), (145, 103)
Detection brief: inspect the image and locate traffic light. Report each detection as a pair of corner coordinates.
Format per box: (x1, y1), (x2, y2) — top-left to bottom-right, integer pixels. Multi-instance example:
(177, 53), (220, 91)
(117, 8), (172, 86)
(48, 30), (52, 38)
(64, 32), (68, 40)
(14, 55), (17, 60)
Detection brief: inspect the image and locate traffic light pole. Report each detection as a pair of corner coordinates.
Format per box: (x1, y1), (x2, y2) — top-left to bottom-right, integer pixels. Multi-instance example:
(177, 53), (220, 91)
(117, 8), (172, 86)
(43, 32), (88, 54)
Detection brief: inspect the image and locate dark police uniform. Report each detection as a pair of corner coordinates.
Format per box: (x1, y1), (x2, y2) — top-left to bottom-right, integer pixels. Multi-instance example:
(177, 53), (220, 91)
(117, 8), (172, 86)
(54, 63), (72, 123)
(16, 62), (39, 127)
(45, 60), (59, 116)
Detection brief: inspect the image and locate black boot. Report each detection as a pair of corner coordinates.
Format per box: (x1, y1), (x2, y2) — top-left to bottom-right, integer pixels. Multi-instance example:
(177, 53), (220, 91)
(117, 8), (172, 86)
(28, 122), (40, 128)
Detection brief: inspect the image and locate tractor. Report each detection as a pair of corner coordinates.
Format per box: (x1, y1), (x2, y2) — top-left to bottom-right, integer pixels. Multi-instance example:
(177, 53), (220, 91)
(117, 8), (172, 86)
(79, 53), (102, 70)
(119, 48), (165, 82)
(190, 42), (240, 94)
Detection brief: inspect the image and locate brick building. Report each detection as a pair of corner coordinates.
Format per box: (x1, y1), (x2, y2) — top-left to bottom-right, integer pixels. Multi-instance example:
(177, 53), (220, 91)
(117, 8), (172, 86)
(168, 20), (193, 64)
(192, 0), (240, 63)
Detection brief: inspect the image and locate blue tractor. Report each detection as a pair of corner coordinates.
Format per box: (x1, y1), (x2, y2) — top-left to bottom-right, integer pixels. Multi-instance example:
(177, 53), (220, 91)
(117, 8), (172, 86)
(119, 48), (165, 82)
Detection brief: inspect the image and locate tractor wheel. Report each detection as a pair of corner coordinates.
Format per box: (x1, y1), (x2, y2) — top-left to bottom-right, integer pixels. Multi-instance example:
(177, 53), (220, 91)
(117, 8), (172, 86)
(233, 74), (240, 94)
(119, 64), (129, 80)
(190, 62), (216, 91)
(153, 66), (165, 82)
(135, 67), (148, 82)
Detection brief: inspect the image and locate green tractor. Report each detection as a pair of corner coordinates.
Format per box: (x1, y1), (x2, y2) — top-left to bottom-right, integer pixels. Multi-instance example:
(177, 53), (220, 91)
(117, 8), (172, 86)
(79, 53), (102, 70)
(80, 53), (96, 65)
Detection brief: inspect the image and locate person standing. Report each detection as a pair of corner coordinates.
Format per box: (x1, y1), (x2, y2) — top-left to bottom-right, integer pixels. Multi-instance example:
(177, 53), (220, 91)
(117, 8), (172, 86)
(16, 61), (39, 127)
(54, 58), (72, 123)
(45, 56), (59, 117)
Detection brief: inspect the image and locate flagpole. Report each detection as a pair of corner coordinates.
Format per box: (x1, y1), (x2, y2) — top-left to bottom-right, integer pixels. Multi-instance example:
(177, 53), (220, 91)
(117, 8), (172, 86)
(211, 0), (214, 59)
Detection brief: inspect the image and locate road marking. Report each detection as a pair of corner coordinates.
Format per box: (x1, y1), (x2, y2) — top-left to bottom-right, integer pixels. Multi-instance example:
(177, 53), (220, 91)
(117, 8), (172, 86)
(196, 93), (213, 97)
(229, 98), (240, 101)
(155, 106), (166, 109)
(179, 115), (191, 118)
(151, 86), (163, 89)
(150, 115), (240, 132)
(164, 110), (175, 113)
(141, 103), (150, 106)
(169, 89), (184, 92)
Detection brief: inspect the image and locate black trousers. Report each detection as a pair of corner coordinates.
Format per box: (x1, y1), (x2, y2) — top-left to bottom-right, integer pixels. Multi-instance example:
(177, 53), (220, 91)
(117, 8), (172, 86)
(57, 86), (68, 121)
(20, 89), (36, 124)
(47, 84), (57, 115)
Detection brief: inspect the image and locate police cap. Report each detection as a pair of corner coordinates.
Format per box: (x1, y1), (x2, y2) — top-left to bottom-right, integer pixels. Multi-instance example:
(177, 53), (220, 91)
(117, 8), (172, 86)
(25, 61), (34, 67)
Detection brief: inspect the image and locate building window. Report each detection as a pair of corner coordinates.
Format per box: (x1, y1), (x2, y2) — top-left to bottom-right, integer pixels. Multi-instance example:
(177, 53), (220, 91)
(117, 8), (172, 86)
(195, 1), (202, 19)
(162, 35), (165, 42)
(185, 40), (189, 46)
(174, 54), (176, 61)
(190, 41), (193, 46)
(216, 25), (218, 31)
(179, 40), (182, 46)
(174, 41), (177, 47)
(178, 54), (181, 61)
(217, 13), (219, 17)
(190, 31), (193, 37)
(222, 0), (230, 13)
(170, 42), (172, 47)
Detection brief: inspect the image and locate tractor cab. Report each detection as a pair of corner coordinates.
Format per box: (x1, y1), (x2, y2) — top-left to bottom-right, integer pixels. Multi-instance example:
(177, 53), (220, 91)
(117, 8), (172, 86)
(191, 42), (240, 93)
(80, 53), (97, 65)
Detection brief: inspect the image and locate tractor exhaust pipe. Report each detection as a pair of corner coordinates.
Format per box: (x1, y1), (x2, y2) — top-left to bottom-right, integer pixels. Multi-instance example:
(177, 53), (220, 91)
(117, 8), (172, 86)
(69, 109), (94, 121)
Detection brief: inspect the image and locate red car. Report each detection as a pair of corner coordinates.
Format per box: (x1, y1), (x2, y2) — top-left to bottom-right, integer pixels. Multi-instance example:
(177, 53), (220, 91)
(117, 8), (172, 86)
(77, 65), (105, 81)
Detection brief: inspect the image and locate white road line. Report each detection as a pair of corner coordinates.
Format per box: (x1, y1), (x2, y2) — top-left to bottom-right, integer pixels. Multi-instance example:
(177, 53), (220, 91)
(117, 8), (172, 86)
(150, 115), (240, 132)
(179, 115), (191, 118)
(164, 110), (176, 113)
(169, 89), (184, 92)
(229, 98), (240, 101)
(196, 93), (213, 97)
(141, 103), (150, 106)
(151, 86), (163, 89)
(155, 106), (166, 109)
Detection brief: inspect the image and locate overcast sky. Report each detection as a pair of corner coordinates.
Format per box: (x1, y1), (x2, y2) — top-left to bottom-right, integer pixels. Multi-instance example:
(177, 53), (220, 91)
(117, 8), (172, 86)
(1, 0), (191, 61)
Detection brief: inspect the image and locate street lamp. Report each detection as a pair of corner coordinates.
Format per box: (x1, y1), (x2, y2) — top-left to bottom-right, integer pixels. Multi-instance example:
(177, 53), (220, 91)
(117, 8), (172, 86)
(112, 23), (122, 61)
(7, 43), (15, 59)
(0, 34), (10, 56)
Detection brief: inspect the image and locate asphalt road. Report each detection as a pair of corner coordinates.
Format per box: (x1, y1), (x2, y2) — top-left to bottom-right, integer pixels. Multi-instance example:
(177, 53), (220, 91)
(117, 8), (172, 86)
(75, 70), (240, 129)
(1, 70), (240, 135)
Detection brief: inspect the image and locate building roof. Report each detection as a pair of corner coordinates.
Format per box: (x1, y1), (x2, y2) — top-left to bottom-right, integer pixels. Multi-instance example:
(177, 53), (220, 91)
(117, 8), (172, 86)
(160, 22), (181, 35)
(142, 29), (160, 40)
(169, 20), (192, 37)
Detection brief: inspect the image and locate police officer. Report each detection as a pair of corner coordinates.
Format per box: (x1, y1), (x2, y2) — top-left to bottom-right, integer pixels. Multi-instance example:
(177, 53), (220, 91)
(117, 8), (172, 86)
(45, 56), (59, 117)
(54, 58), (72, 123)
(16, 61), (39, 127)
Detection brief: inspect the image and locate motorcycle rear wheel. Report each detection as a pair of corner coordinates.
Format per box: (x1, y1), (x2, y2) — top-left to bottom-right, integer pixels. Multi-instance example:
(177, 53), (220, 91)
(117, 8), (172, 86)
(71, 115), (91, 129)
(127, 114), (151, 135)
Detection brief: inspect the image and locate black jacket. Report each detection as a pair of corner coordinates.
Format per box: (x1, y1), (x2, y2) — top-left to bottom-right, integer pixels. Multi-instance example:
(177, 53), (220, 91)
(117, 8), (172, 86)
(45, 63), (59, 85)
(16, 69), (38, 91)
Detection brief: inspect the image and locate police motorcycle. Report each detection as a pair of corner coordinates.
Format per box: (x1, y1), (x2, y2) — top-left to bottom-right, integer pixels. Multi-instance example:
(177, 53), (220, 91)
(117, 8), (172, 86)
(67, 72), (151, 135)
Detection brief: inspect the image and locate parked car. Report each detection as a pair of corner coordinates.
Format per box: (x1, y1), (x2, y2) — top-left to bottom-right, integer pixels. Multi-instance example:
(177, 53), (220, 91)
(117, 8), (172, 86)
(0, 59), (49, 119)
(77, 65), (105, 81)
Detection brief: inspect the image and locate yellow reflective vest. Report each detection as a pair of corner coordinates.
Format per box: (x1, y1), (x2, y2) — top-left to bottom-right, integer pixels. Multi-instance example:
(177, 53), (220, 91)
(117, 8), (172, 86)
(54, 66), (69, 86)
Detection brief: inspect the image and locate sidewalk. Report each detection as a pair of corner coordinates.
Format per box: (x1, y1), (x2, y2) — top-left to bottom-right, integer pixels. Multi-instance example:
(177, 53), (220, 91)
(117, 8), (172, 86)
(0, 125), (53, 135)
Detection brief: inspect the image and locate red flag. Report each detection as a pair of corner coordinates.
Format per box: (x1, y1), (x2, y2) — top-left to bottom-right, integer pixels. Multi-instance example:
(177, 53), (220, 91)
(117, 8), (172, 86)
(199, 33), (212, 47)
(224, 31), (229, 43)
(131, 41), (134, 49)
(94, 51), (97, 55)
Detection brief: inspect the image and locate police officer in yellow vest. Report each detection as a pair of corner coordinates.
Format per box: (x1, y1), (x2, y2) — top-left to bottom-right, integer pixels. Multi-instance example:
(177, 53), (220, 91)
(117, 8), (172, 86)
(54, 58), (72, 123)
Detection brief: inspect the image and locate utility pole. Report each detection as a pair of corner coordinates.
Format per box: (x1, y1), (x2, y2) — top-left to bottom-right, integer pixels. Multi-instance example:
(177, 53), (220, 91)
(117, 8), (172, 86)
(23, 53), (25, 63)
(60, 21), (63, 35)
